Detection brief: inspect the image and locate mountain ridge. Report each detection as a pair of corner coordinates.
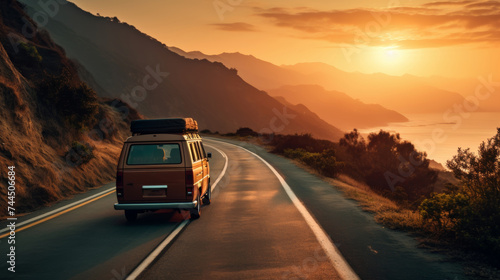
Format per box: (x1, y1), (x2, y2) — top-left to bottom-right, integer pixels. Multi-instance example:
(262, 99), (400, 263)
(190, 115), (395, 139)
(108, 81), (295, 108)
(20, 0), (344, 141)
(170, 47), (470, 114)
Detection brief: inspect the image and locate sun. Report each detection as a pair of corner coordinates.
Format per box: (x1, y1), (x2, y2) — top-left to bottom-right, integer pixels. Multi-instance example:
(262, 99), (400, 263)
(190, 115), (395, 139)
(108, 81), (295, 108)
(382, 47), (400, 63)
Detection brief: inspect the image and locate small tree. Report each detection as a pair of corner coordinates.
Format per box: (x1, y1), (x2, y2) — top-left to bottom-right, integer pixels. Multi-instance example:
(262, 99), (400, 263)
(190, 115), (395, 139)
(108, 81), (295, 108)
(421, 128), (500, 254)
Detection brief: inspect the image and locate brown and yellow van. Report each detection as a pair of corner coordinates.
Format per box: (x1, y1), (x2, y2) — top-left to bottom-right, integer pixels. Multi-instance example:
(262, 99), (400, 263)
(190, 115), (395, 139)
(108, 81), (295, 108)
(114, 118), (211, 221)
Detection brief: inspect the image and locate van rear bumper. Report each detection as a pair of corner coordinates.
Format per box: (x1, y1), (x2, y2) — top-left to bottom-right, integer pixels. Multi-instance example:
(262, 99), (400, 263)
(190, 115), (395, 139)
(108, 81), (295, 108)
(114, 201), (197, 210)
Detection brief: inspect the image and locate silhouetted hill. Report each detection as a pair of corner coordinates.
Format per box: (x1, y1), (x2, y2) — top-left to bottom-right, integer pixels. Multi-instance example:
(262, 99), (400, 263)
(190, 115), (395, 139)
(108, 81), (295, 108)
(168, 47), (306, 91)
(0, 0), (135, 216)
(20, 1), (343, 140)
(419, 75), (500, 112)
(272, 96), (346, 131)
(170, 48), (467, 114)
(269, 85), (408, 130)
(284, 63), (467, 113)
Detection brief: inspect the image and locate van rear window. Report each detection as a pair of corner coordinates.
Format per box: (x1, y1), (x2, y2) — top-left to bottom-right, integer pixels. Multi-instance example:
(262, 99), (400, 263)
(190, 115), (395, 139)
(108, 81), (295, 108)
(127, 144), (182, 165)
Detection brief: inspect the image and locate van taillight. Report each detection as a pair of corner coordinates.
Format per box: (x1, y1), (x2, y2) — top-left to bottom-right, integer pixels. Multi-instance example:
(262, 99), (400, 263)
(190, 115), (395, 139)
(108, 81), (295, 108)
(116, 171), (124, 188)
(116, 171), (124, 198)
(185, 170), (194, 197)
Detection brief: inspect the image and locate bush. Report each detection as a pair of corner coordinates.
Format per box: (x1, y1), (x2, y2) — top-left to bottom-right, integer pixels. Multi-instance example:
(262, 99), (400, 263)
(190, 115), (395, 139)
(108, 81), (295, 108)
(420, 128), (500, 255)
(65, 141), (95, 166)
(338, 129), (437, 205)
(236, 127), (258, 137)
(19, 42), (42, 63)
(37, 72), (99, 131)
(284, 148), (342, 178)
(271, 134), (334, 154)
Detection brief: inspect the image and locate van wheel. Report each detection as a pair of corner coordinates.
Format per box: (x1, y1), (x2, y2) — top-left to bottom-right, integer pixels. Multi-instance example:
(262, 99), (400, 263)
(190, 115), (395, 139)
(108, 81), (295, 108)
(125, 210), (138, 222)
(190, 193), (201, 219)
(202, 183), (211, 205)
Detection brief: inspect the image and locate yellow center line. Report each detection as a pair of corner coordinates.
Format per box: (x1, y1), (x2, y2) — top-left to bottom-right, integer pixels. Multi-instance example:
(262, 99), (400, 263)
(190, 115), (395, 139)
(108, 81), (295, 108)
(0, 189), (115, 239)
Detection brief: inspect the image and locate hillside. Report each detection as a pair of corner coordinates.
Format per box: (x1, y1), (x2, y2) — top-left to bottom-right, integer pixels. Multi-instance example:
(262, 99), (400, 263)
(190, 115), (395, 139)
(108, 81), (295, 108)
(284, 63), (467, 113)
(0, 0), (136, 216)
(269, 85), (408, 131)
(169, 48), (467, 115)
(19, 1), (343, 141)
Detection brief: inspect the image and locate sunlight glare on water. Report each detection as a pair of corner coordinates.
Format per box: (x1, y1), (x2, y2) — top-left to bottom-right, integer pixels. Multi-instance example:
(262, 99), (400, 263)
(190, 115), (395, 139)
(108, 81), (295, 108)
(359, 112), (500, 166)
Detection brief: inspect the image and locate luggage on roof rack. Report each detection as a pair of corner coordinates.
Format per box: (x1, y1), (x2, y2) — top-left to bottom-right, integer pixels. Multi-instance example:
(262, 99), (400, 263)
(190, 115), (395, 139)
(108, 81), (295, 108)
(131, 118), (198, 135)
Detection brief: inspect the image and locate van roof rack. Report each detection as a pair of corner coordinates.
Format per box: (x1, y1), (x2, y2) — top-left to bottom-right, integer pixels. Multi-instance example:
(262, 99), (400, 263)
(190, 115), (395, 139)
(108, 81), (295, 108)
(131, 118), (198, 135)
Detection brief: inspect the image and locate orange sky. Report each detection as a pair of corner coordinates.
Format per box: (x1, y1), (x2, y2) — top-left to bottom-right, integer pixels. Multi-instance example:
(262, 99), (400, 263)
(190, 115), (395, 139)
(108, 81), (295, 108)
(70, 0), (500, 78)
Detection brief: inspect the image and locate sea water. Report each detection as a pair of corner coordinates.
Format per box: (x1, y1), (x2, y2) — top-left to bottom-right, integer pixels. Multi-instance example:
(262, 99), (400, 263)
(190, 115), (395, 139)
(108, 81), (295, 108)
(358, 112), (500, 166)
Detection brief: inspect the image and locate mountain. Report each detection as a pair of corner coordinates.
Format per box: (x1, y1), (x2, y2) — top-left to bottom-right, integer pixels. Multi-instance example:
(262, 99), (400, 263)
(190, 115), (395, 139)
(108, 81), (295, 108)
(0, 0), (136, 216)
(169, 48), (468, 114)
(269, 85), (408, 131)
(283, 63), (467, 113)
(419, 75), (500, 112)
(271, 95), (348, 132)
(19, 1), (343, 141)
(168, 47), (307, 91)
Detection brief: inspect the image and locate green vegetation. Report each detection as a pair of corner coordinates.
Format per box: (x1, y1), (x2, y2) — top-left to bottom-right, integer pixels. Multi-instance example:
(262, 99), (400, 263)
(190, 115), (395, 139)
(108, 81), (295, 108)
(337, 129), (438, 207)
(19, 42), (42, 63)
(284, 148), (342, 178)
(37, 72), (99, 131)
(420, 128), (500, 256)
(68, 141), (95, 165)
(270, 129), (437, 208)
(229, 127), (500, 265)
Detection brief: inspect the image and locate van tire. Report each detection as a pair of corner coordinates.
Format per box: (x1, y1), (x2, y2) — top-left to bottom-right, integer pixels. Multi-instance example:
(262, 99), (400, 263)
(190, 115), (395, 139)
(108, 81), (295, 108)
(190, 193), (201, 219)
(125, 210), (138, 222)
(202, 183), (211, 205)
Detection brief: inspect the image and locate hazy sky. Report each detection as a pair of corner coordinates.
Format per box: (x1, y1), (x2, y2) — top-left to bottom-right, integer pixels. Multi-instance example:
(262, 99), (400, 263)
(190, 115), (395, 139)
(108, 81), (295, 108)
(70, 0), (500, 78)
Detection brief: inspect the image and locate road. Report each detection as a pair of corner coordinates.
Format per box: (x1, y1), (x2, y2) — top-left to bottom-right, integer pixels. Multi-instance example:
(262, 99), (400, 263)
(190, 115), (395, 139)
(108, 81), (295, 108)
(0, 138), (467, 280)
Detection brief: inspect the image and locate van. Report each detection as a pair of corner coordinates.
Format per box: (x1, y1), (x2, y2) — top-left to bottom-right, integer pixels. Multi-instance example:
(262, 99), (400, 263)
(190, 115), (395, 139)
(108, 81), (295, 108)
(114, 118), (211, 221)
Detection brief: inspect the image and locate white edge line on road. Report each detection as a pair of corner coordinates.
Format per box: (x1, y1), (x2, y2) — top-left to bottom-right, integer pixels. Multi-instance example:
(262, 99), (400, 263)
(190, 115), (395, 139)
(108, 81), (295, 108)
(126, 144), (229, 280)
(227, 141), (360, 280)
(205, 144), (229, 192)
(0, 186), (115, 234)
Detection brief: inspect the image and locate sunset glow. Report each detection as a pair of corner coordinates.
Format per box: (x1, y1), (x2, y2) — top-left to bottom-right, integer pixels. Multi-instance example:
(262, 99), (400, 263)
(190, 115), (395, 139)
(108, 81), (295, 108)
(70, 0), (500, 78)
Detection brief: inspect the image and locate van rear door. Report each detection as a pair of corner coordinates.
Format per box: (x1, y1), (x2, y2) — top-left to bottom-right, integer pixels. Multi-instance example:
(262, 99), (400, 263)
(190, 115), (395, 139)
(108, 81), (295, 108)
(122, 143), (185, 202)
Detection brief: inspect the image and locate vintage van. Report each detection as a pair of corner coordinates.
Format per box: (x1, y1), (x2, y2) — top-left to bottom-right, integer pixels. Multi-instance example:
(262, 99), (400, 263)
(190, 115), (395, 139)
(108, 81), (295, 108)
(114, 118), (211, 221)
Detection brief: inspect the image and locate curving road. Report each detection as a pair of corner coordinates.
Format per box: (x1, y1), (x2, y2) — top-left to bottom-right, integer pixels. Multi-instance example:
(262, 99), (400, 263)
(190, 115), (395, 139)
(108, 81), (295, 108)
(0, 138), (467, 280)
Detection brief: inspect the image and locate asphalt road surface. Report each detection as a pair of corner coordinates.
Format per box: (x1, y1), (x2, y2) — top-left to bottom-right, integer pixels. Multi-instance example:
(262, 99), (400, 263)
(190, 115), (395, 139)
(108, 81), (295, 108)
(0, 138), (467, 280)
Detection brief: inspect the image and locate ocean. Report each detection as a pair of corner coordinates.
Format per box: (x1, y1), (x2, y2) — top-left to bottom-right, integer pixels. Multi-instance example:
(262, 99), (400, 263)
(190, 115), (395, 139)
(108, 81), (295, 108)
(358, 112), (500, 166)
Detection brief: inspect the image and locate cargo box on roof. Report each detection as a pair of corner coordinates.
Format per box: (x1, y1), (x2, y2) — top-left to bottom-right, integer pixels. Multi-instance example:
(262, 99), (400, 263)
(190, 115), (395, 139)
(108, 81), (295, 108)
(131, 118), (198, 135)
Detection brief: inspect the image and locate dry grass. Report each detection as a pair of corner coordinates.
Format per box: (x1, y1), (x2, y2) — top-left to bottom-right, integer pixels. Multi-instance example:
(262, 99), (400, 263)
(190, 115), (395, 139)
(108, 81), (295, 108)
(0, 77), (129, 218)
(331, 175), (423, 231)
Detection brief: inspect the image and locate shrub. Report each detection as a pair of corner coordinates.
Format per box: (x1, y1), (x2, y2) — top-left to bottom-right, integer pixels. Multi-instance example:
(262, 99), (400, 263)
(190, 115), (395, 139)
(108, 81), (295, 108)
(420, 128), (500, 255)
(65, 141), (95, 166)
(284, 148), (342, 178)
(19, 42), (42, 63)
(37, 72), (99, 131)
(271, 134), (334, 154)
(338, 129), (437, 205)
(236, 127), (258, 137)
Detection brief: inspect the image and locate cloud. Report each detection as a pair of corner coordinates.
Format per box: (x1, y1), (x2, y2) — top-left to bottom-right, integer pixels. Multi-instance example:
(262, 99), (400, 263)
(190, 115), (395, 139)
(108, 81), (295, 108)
(423, 0), (475, 7)
(255, 1), (500, 49)
(210, 22), (257, 32)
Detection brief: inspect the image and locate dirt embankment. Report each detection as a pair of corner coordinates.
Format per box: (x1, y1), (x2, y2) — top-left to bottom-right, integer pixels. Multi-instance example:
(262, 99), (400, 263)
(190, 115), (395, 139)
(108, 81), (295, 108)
(0, 0), (140, 218)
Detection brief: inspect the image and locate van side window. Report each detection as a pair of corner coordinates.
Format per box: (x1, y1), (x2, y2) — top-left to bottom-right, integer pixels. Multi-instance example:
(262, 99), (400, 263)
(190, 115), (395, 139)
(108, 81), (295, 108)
(199, 142), (207, 158)
(194, 142), (203, 160)
(189, 142), (198, 162)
